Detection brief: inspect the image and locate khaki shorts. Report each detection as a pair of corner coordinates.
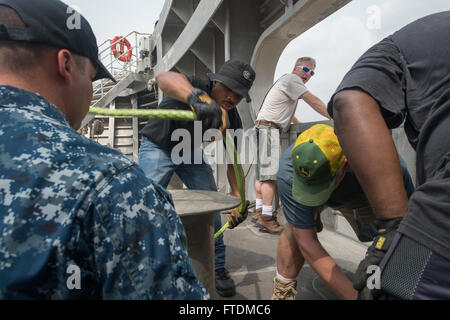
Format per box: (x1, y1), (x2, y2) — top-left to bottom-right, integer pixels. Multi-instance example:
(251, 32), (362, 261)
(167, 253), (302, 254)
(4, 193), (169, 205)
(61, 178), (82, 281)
(255, 124), (281, 181)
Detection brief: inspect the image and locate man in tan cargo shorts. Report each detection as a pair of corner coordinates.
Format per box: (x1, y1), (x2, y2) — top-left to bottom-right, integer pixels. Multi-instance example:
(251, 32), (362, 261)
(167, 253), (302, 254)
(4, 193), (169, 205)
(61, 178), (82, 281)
(253, 57), (330, 234)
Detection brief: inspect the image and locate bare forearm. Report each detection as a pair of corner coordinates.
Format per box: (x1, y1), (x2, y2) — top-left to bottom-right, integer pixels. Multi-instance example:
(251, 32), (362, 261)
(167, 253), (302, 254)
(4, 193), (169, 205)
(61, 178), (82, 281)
(312, 101), (331, 120)
(155, 72), (194, 103)
(302, 92), (332, 120)
(299, 239), (357, 300)
(333, 90), (408, 220)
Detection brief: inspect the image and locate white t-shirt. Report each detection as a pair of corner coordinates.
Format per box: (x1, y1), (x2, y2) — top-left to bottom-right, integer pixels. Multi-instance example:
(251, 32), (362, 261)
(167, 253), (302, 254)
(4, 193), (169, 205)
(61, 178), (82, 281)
(256, 73), (308, 132)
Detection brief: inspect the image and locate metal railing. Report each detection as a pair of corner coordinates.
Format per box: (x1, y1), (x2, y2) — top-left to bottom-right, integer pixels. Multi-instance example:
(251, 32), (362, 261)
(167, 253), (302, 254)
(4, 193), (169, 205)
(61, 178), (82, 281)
(92, 31), (152, 106)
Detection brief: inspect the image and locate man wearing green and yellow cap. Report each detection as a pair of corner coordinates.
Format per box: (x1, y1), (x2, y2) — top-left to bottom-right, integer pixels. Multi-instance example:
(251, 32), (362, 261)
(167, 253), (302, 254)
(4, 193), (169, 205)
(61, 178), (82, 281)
(271, 124), (414, 300)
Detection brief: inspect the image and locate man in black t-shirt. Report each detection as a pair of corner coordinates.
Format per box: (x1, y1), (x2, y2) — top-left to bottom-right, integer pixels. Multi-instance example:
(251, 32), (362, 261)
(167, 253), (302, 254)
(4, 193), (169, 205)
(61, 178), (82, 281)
(139, 60), (256, 298)
(329, 12), (450, 299)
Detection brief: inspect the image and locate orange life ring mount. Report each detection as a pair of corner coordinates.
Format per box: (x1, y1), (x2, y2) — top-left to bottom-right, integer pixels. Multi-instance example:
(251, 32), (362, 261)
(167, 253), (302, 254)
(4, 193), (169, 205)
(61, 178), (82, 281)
(111, 36), (132, 63)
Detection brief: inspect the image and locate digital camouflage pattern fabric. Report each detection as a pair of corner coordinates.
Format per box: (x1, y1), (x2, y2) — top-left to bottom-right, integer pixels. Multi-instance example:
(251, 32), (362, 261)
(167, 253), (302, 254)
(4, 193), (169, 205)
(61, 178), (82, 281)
(0, 85), (209, 300)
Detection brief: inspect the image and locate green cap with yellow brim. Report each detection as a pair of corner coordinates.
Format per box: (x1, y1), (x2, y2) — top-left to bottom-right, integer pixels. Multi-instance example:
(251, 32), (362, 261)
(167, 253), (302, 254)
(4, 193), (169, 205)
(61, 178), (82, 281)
(291, 124), (344, 207)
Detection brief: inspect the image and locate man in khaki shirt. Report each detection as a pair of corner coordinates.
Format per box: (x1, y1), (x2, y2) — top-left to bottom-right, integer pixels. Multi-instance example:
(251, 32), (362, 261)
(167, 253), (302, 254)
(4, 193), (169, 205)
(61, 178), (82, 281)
(253, 57), (330, 234)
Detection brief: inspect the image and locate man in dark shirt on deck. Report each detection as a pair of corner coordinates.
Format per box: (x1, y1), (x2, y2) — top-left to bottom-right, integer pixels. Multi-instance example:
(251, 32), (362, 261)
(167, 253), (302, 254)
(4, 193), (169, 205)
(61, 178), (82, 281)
(329, 11), (450, 299)
(139, 60), (256, 297)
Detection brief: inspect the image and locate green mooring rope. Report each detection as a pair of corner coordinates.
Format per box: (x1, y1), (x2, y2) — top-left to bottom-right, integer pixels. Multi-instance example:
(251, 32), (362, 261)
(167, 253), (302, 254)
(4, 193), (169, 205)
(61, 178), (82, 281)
(89, 107), (197, 121)
(88, 107), (246, 238)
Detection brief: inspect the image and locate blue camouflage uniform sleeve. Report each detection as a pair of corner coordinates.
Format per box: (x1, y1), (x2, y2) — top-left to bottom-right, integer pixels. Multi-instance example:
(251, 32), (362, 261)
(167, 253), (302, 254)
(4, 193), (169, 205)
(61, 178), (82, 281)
(90, 162), (209, 300)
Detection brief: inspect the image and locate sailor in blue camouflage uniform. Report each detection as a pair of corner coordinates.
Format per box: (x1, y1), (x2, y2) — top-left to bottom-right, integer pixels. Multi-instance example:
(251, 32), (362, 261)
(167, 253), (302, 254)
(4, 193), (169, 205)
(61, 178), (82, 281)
(0, 0), (208, 300)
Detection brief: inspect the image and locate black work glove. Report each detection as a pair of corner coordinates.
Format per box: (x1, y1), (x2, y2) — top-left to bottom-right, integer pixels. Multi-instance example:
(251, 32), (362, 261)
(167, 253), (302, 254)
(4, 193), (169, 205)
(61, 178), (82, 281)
(227, 201), (250, 229)
(353, 218), (402, 298)
(188, 88), (223, 130)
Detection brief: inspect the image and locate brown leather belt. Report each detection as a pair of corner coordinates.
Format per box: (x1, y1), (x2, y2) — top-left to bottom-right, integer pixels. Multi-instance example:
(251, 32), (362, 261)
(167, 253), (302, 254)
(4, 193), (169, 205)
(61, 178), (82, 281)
(255, 120), (280, 129)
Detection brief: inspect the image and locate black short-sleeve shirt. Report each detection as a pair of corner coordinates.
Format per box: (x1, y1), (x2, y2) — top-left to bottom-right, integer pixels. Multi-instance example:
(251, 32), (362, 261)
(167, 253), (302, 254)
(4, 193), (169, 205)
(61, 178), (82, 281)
(140, 75), (243, 151)
(327, 11), (450, 260)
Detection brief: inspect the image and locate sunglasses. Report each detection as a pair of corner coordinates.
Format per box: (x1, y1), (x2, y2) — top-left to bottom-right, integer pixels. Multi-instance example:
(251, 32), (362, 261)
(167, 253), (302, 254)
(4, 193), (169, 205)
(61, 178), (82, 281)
(297, 66), (315, 76)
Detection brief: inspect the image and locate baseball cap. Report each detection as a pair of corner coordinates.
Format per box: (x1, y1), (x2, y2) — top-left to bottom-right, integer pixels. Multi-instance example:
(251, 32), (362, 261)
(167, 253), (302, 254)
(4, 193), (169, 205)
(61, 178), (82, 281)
(0, 0), (115, 82)
(291, 124), (344, 206)
(208, 60), (255, 103)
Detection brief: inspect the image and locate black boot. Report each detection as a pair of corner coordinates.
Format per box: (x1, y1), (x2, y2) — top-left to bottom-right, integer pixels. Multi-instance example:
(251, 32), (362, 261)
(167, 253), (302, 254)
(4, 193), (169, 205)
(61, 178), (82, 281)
(215, 268), (236, 297)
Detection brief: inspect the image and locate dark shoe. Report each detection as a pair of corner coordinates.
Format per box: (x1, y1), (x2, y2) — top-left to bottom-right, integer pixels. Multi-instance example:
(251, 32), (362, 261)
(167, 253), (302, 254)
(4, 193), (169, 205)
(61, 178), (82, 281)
(251, 208), (262, 223)
(215, 268), (236, 297)
(257, 212), (284, 234)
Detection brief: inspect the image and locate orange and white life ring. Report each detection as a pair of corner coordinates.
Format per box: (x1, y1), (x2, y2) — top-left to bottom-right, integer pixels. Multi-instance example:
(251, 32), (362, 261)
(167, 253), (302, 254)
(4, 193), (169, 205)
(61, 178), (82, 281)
(111, 36), (132, 63)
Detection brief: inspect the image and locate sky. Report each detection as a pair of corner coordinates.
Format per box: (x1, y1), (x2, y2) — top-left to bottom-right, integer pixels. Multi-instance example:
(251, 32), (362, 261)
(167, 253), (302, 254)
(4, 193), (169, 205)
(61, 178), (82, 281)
(276, 0), (450, 122)
(65, 0), (450, 122)
(66, 0), (164, 42)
